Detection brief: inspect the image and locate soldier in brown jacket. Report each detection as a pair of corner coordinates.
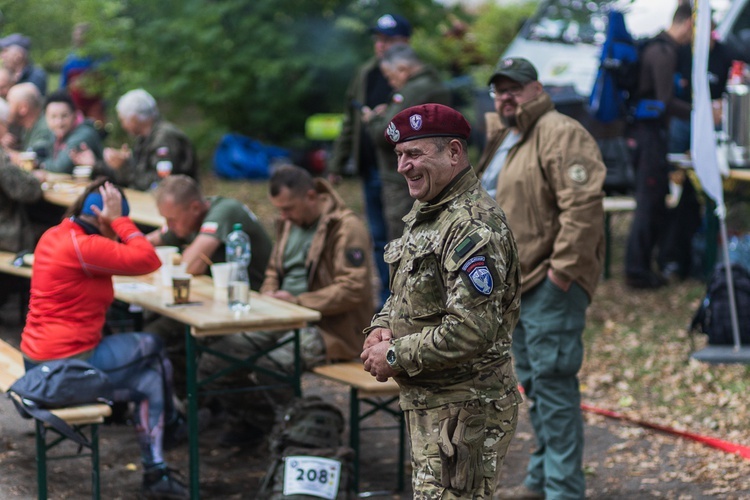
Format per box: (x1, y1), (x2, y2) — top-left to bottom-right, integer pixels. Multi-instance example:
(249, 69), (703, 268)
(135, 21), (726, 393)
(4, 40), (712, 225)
(199, 165), (374, 446)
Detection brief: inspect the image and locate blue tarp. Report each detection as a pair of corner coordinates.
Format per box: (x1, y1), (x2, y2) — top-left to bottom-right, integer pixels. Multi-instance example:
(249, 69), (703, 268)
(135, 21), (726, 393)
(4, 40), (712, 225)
(213, 133), (290, 180)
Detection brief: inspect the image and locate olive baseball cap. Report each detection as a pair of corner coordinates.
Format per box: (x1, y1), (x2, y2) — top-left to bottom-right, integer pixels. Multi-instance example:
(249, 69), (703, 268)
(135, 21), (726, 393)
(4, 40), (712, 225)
(488, 57), (538, 85)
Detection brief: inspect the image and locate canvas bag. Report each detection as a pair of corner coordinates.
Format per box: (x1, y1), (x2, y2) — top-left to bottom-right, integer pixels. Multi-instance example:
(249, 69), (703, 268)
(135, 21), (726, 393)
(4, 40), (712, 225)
(8, 358), (113, 447)
(257, 396), (355, 499)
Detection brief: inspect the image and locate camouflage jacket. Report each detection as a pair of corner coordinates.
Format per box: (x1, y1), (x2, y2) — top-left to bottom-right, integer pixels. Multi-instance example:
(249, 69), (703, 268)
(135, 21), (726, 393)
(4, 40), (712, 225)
(0, 153), (44, 252)
(365, 168), (522, 410)
(120, 119), (198, 191)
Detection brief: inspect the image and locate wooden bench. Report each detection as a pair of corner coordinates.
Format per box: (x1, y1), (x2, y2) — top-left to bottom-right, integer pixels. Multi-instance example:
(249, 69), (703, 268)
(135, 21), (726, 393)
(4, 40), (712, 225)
(312, 361), (406, 495)
(603, 196), (636, 280)
(0, 338), (112, 500)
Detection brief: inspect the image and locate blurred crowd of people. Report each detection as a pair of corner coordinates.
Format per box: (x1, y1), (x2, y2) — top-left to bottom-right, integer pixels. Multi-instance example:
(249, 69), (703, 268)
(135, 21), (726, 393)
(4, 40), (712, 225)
(1, 5), (722, 498)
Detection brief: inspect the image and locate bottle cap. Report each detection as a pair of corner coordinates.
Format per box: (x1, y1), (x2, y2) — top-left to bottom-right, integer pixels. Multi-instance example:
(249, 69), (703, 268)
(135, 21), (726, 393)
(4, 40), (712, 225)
(233, 223), (243, 231)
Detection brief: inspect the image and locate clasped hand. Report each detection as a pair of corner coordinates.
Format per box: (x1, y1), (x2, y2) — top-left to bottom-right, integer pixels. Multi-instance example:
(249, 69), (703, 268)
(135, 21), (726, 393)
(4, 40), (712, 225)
(361, 327), (397, 382)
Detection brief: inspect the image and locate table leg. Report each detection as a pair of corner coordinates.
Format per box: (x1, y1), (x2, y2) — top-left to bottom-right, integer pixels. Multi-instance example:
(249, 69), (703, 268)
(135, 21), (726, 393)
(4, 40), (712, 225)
(185, 326), (200, 499)
(293, 328), (301, 397)
(349, 387), (360, 493)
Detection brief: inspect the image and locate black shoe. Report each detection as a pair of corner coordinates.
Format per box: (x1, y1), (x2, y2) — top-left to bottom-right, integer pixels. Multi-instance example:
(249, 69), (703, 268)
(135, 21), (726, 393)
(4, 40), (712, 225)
(625, 272), (667, 289)
(142, 466), (188, 499)
(217, 421), (266, 449)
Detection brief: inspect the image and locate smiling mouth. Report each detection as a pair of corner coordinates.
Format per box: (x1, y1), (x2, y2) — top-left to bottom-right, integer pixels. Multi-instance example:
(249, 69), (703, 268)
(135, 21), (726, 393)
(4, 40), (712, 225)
(408, 174), (423, 182)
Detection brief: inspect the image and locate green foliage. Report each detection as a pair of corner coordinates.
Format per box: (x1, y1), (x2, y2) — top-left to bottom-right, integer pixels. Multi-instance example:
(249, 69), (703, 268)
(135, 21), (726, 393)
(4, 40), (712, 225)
(470, 1), (537, 85)
(0, 0), (541, 160)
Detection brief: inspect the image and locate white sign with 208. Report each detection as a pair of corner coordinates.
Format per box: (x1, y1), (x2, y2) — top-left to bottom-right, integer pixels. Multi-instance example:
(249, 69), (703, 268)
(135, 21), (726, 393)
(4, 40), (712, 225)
(283, 455), (342, 499)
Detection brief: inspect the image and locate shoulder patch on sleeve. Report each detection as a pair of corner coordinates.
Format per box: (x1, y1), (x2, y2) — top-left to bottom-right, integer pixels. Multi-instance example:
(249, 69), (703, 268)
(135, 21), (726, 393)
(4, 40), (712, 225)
(447, 228), (491, 272)
(567, 164), (588, 184)
(200, 221), (219, 235)
(345, 248), (365, 267)
(461, 256), (494, 295)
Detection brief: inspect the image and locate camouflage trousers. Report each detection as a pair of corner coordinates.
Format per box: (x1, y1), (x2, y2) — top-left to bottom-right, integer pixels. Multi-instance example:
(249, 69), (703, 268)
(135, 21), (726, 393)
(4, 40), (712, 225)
(406, 394), (520, 499)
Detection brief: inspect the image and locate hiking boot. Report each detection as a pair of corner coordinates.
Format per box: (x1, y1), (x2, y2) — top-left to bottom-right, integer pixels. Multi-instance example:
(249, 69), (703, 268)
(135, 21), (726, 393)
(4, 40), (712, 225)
(625, 272), (667, 290)
(142, 466), (188, 499)
(494, 483), (545, 499)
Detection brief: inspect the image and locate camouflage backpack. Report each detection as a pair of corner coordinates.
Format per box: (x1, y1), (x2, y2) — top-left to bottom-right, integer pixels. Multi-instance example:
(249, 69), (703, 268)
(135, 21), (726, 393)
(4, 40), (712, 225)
(257, 396), (355, 499)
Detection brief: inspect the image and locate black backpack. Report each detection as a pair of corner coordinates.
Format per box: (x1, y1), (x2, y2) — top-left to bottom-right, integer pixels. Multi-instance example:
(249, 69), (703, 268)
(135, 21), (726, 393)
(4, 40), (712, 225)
(690, 263), (750, 346)
(8, 359), (114, 447)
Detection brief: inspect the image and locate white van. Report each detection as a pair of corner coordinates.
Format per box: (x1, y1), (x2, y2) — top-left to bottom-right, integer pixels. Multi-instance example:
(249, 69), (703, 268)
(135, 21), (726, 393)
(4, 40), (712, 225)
(501, 0), (739, 102)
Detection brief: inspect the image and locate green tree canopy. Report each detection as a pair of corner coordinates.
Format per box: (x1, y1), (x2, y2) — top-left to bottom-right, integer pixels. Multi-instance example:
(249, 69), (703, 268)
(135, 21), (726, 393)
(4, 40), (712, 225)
(0, 0), (536, 155)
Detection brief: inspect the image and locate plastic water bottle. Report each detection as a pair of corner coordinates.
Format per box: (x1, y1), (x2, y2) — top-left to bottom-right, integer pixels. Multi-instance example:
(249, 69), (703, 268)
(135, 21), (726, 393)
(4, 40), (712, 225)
(225, 223), (251, 311)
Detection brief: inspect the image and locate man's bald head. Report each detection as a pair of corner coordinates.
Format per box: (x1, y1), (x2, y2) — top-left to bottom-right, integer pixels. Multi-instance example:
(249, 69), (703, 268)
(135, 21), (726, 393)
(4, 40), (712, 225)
(6, 82), (42, 127)
(7, 82), (41, 109)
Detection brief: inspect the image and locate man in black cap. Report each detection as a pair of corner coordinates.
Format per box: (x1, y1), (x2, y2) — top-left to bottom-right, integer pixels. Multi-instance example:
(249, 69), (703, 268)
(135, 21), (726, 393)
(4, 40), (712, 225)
(476, 57), (605, 500)
(328, 13), (412, 308)
(362, 103), (522, 498)
(0, 34), (47, 95)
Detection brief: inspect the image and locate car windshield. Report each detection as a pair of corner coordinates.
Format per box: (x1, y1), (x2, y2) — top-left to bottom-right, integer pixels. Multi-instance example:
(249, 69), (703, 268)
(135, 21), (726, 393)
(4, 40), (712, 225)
(523, 0), (677, 46)
(525, 0), (610, 45)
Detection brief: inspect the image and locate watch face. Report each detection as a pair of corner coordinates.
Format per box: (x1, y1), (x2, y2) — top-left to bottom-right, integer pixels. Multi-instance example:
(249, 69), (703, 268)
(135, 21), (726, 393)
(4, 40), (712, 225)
(386, 347), (396, 365)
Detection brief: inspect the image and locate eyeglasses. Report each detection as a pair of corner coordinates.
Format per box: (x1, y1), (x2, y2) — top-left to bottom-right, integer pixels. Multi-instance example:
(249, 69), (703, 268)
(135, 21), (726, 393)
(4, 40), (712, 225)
(489, 84), (525, 99)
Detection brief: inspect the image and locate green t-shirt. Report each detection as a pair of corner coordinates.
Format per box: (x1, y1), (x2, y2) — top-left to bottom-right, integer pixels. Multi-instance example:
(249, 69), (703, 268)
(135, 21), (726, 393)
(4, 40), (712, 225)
(160, 196), (272, 290)
(280, 221), (318, 296)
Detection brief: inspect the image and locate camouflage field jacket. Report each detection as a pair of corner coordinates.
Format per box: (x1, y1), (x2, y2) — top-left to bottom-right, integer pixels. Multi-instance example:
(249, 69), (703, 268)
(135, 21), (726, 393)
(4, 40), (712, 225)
(365, 168), (522, 410)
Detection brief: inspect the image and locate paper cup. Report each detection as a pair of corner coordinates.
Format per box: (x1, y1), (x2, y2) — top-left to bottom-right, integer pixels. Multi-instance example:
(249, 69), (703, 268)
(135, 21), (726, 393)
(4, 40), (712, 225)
(155, 246), (179, 286)
(19, 151), (37, 171)
(210, 262), (234, 289)
(172, 273), (192, 304)
(72, 165), (93, 182)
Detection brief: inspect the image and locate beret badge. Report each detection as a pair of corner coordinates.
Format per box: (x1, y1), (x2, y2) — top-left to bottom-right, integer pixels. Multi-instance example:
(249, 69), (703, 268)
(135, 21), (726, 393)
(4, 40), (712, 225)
(386, 121), (401, 143)
(409, 114), (423, 131)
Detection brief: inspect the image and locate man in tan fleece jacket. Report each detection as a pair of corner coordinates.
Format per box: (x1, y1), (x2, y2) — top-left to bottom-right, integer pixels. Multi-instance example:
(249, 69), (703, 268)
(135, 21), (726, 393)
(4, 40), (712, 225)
(476, 57), (605, 500)
(199, 164), (374, 447)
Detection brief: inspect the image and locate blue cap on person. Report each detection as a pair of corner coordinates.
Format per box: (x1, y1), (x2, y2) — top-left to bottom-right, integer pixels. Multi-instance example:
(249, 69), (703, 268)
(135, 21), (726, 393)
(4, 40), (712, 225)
(81, 191), (130, 218)
(370, 14), (412, 38)
(384, 103), (471, 146)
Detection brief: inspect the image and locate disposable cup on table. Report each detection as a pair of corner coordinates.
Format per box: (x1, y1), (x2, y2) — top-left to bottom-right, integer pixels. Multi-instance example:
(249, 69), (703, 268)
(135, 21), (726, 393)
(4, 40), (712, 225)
(155, 246), (179, 287)
(210, 262), (234, 289)
(171, 273), (192, 304)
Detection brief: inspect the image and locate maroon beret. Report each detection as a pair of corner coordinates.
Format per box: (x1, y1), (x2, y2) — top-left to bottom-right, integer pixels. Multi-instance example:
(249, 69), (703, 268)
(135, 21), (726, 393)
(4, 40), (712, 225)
(384, 103), (471, 146)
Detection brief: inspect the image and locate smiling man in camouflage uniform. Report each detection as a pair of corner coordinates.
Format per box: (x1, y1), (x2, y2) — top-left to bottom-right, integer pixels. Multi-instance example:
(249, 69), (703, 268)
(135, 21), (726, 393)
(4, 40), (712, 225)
(362, 104), (522, 499)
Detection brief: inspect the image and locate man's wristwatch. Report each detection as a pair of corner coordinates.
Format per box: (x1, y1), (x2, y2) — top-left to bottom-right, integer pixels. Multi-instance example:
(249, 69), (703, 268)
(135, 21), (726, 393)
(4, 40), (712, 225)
(386, 339), (397, 367)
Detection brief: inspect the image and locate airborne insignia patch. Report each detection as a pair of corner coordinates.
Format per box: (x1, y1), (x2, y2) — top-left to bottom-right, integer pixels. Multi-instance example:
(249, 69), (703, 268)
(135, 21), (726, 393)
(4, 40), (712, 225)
(461, 255), (494, 295)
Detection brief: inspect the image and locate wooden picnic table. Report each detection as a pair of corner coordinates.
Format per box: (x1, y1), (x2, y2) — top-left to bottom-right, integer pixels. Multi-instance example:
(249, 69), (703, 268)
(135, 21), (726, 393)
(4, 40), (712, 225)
(113, 273), (321, 499)
(41, 173), (165, 228)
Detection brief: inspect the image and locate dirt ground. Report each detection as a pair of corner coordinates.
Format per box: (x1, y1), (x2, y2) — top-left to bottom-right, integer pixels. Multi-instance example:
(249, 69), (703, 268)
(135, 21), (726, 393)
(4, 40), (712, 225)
(1, 288), (749, 500)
